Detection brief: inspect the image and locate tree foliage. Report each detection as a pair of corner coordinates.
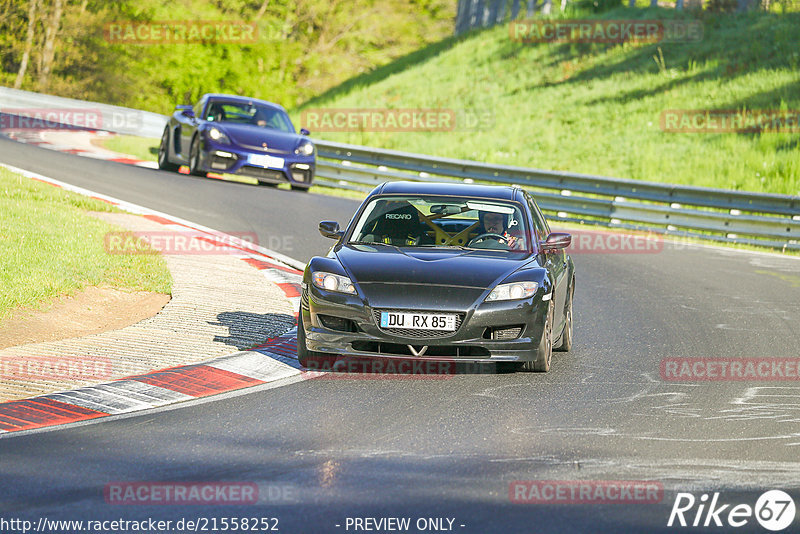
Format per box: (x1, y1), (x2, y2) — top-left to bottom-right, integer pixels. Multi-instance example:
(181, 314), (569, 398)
(0, 0), (454, 112)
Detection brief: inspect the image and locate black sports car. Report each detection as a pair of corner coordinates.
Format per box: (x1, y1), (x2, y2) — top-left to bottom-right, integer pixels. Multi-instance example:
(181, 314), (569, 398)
(298, 181), (575, 372)
(158, 93), (315, 190)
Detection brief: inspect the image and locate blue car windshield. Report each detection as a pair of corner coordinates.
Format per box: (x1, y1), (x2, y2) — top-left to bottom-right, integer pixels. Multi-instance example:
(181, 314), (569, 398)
(349, 195), (530, 252)
(205, 101), (294, 133)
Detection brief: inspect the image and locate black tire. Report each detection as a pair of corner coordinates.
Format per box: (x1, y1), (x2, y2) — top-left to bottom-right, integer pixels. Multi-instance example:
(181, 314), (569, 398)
(291, 185), (310, 192)
(555, 279), (574, 352)
(157, 127), (180, 172)
(297, 314), (328, 368)
(188, 135), (206, 177)
(523, 302), (553, 372)
(258, 181), (278, 188)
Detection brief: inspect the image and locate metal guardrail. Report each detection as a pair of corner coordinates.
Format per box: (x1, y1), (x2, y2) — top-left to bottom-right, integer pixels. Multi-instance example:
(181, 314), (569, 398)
(0, 87), (167, 138)
(313, 140), (800, 250)
(2, 88), (798, 250)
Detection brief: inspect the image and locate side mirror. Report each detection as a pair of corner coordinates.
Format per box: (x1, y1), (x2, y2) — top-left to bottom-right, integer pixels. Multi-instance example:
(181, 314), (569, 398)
(319, 221), (343, 240)
(540, 232), (571, 252)
(300, 128), (310, 136)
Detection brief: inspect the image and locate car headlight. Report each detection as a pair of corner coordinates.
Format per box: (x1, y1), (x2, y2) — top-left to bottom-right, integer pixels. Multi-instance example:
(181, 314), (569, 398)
(295, 141), (314, 156)
(485, 281), (538, 302)
(312, 271), (356, 294)
(207, 127), (230, 144)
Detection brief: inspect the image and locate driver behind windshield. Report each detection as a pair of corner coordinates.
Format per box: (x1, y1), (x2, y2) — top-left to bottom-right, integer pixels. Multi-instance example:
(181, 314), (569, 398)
(477, 211), (525, 250)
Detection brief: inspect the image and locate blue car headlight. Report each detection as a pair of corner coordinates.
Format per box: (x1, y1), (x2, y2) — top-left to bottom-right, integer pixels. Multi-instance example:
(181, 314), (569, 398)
(312, 271), (356, 294)
(207, 127), (230, 144)
(295, 141), (314, 156)
(485, 281), (538, 302)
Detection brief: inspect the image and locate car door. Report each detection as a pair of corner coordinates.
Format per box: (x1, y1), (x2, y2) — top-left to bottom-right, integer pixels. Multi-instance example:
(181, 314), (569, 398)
(527, 193), (567, 331)
(177, 97), (205, 162)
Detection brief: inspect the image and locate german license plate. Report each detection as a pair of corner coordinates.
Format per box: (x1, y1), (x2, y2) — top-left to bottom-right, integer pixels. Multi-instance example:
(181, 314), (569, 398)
(249, 154), (284, 169)
(380, 311), (456, 331)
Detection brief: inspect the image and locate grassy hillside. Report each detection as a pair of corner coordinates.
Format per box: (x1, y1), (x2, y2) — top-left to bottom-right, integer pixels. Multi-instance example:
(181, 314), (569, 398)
(294, 7), (800, 195)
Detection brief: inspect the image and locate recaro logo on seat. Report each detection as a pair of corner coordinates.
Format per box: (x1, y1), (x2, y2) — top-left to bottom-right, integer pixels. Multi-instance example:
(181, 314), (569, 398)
(386, 213), (412, 219)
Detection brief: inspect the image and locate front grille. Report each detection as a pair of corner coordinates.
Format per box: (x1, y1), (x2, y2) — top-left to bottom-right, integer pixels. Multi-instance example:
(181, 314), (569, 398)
(240, 166), (286, 181)
(318, 314), (358, 333)
(483, 325), (524, 340)
(351, 341), (489, 358)
(290, 169), (311, 183)
(372, 309), (464, 339)
(210, 155), (236, 170)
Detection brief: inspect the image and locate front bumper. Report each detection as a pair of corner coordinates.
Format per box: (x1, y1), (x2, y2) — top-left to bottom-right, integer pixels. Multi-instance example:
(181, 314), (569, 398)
(301, 284), (549, 365)
(199, 138), (315, 188)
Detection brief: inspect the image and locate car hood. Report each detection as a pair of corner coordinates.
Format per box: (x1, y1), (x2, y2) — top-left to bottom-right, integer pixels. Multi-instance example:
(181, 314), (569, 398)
(336, 244), (531, 309)
(216, 123), (302, 152)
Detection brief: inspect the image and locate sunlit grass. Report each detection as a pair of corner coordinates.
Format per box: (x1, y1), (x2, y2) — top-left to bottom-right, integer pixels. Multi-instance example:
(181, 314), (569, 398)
(0, 167), (172, 321)
(293, 7), (800, 196)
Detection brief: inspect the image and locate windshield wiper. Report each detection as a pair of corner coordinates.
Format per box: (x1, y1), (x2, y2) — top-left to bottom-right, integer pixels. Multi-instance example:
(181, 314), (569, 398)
(349, 241), (402, 252)
(415, 244), (470, 250)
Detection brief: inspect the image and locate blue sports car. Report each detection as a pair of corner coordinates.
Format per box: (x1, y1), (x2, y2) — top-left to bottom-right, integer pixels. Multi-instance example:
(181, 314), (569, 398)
(158, 93), (315, 191)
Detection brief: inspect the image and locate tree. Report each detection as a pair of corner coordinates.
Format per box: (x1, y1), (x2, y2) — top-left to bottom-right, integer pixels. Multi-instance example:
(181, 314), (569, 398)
(14, 0), (39, 89)
(38, 0), (64, 91)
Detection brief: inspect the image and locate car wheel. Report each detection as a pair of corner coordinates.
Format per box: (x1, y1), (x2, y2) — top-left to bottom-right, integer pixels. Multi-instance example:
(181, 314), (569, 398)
(297, 314), (329, 369)
(291, 185), (310, 192)
(555, 279), (574, 352)
(188, 135), (206, 176)
(524, 302), (553, 372)
(157, 127), (180, 172)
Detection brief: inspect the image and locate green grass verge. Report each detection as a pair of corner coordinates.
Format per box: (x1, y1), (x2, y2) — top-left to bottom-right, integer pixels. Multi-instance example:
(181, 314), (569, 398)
(98, 134), (160, 162)
(292, 7), (800, 196)
(0, 167), (172, 321)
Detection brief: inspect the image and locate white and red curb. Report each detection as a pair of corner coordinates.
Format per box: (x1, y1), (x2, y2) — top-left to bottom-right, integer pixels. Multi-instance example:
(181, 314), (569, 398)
(0, 163), (306, 435)
(3, 129), (159, 169)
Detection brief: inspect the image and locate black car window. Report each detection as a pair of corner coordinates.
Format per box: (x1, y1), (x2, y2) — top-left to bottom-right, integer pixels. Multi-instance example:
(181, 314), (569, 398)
(204, 101), (294, 133)
(350, 195), (529, 251)
(527, 195), (550, 240)
(193, 99), (205, 119)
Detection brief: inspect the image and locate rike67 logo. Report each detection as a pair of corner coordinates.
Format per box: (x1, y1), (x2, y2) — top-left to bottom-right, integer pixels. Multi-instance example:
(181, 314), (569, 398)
(668, 490), (796, 531)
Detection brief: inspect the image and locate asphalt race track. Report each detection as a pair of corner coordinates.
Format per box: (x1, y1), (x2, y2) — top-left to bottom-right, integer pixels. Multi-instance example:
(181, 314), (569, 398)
(2, 135), (800, 533)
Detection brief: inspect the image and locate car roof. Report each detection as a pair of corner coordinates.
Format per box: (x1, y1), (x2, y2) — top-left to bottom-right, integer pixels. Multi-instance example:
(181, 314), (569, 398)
(375, 181), (521, 201)
(201, 93), (287, 112)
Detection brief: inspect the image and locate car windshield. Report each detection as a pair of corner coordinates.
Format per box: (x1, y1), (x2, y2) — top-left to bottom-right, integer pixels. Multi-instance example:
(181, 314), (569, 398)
(204, 100), (294, 133)
(349, 195), (529, 251)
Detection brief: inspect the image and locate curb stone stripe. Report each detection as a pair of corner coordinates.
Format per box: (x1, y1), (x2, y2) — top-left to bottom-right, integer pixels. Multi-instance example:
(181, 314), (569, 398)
(0, 399), (108, 432)
(45, 382), (195, 415)
(129, 365), (264, 397)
